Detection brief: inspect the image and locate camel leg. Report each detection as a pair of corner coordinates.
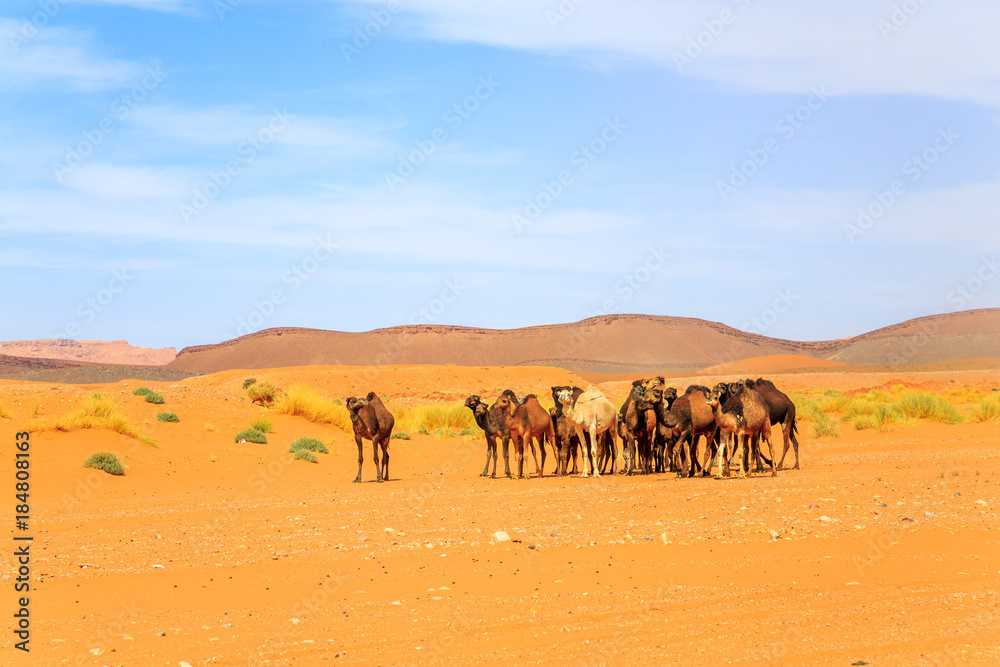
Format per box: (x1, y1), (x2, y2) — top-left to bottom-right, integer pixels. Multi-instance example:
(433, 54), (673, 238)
(381, 438), (390, 481)
(590, 426), (602, 478)
(501, 436), (512, 478)
(576, 427), (591, 477)
(372, 437), (383, 483)
(608, 431), (618, 474)
(514, 433), (525, 479)
(354, 436), (364, 483)
(624, 433), (634, 476)
(570, 437), (579, 474)
(481, 435), (492, 477)
(763, 430), (777, 477)
(528, 436), (544, 478)
(713, 434), (727, 479)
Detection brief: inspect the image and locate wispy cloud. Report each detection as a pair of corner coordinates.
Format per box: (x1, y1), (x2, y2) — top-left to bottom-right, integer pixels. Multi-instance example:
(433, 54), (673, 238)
(0, 19), (144, 91)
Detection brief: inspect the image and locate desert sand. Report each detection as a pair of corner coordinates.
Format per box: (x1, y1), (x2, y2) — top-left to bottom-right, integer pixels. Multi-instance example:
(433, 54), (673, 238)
(2, 361), (998, 665)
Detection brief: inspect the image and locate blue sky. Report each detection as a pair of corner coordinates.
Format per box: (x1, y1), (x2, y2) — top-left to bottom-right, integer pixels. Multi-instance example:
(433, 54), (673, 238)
(2, 0), (999, 350)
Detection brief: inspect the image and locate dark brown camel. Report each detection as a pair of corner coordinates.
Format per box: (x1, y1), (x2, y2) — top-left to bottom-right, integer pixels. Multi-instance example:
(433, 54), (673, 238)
(662, 385), (718, 478)
(753, 378), (801, 470)
(618, 377), (663, 475)
(549, 404), (580, 476)
(345, 392), (394, 483)
(706, 383), (776, 478)
(465, 390), (517, 478)
(496, 393), (555, 479)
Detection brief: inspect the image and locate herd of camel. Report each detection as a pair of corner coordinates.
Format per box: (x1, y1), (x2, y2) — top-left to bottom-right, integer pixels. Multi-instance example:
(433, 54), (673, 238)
(344, 377), (800, 483)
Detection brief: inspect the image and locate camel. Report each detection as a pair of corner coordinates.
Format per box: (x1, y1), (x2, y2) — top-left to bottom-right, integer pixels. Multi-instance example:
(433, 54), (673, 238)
(345, 392), (395, 483)
(706, 383), (776, 478)
(549, 402), (581, 476)
(662, 385), (718, 478)
(465, 391), (517, 478)
(618, 377), (664, 475)
(495, 393), (554, 479)
(651, 386), (679, 473)
(753, 378), (801, 470)
(553, 385), (618, 478)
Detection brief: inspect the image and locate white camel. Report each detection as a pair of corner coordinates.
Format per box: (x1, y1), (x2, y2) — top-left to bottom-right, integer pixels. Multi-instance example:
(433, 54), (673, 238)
(554, 385), (618, 477)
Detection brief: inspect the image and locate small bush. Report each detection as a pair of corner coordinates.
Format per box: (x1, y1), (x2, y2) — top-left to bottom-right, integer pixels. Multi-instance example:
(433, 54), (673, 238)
(896, 392), (964, 425)
(391, 432), (411, 440)
(289, 437), (329, 454)
(811, 413), (839, 438)
(204, 422), (216, 432)
(418, 429), (430, 436)
(144, 392), (165, 405)
(132, 387), (153, 396)
(971, 396), (1000, 422)
(0, 402), (12, 419)
(83, 452), (124, 476)
(242, 377), (258, 390)
(459, 428), (475, 436)
(246, 381), (278, 406)
(31, 394), (154, 446)
(293, 449), (318, 463)
(816, 395), (850, 413)
(156, 412), (179, 423)
(235, 427), (268, 444)
(250, 416), (273, 433)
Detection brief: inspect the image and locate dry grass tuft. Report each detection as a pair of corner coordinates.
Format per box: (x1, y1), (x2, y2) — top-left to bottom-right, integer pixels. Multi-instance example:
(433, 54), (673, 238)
(273, 385), (352, 432)
(970, 396), (1000, 422)
(30, 394), (155, 446)
(0, 401), (12, 419)
(393, 403), (479, 434)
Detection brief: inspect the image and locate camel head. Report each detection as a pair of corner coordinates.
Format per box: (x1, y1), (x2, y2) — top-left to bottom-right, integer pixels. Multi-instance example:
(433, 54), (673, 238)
(495, 393), (516, 415)
(346, 396), (368, 413)
(464, 395), (482, 410)
(552, 386), (575, 407)
(706, 386), (725, 407)
(632, 379), (663, 410)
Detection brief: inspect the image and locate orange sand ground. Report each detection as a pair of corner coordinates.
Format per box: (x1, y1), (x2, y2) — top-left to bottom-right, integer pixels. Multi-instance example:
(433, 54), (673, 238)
(2, 362), (999, 666)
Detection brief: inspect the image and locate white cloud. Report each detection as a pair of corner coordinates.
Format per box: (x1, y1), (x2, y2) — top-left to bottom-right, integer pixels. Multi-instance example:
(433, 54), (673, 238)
(345, 0), (1000, 106)
(0, 19), (143, 91)
(69, 0), (192, 12)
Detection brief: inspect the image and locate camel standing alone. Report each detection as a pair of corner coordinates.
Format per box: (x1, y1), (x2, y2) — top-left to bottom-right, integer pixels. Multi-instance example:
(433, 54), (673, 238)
(345, 392), (395, 483)
(553, 385), (617, 478)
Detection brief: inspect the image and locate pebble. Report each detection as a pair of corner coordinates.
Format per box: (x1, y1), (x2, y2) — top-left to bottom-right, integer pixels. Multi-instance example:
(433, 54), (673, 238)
(819, 516), (833, 523)
(976, 500), (988, 506)
(493, 531), (510, 542)
(769, 530), (781, 540)
(924, 512), (936, 518)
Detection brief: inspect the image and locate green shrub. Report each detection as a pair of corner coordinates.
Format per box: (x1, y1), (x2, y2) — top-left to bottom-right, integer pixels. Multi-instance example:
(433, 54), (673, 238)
(391, 432), (411, 440)
(418, 429), (430, 436)
(811, 413), (839, 438)
(235, 427), (268, 444)
(289, 437), (328, 454)
(971, 396), (1000, 422)
(242, 377), (257, 390)
(132, 387), (152, 396)
(156, 412), (179, 423)
(293, 449), (318, 463)
(83, 452), (124, 476)
(250, 416), (273, 433)
(896, 392), (964, 425)
(144, 392), (165, 404)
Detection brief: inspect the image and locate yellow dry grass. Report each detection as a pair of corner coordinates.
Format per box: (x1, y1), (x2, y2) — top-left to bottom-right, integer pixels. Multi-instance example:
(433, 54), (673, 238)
(272, 385), (352, 432)
(28, 393), (156, 446)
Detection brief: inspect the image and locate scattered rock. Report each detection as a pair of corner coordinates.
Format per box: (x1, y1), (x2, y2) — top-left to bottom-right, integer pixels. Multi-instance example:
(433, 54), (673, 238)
(769, 530), (781, 540)
(976, 500), (988, 506)
(158, 631), (166, 637)
(924, 512), (936, 518)
(819, 516), (833, 523)
(493, 531), (510, 542)
(808, 503), (819, 509)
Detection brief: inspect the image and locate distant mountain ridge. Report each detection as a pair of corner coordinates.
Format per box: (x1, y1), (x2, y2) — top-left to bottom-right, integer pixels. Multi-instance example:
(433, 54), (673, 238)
(164, 309), (1000, 374)
(0, 339), (176, 366)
